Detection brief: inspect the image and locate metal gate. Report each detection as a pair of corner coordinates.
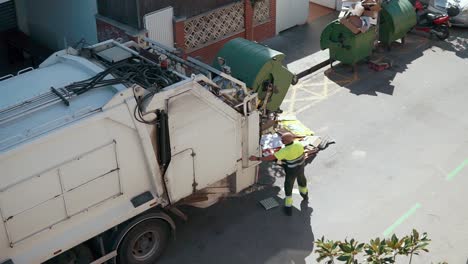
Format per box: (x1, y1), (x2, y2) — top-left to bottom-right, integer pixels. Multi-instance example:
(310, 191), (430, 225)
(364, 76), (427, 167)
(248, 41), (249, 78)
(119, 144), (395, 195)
(0, 0), (17, 32)
(144, 7), (174, 48)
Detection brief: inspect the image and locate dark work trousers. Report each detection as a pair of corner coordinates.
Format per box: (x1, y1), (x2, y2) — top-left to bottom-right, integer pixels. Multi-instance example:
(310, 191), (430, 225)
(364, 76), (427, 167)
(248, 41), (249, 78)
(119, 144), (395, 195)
(283, 163), (307, 197)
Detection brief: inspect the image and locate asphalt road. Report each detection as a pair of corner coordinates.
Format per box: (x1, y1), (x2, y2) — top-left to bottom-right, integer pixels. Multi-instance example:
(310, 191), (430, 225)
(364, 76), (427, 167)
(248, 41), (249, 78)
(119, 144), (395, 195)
(158, 28), (468, 264)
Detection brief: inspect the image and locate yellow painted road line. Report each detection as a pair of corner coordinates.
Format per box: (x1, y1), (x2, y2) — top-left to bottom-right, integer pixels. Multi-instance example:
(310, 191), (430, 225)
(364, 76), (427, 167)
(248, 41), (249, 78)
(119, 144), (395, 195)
(295, 81), (342, 115)
(334, 79), (355, 85)
(323, 75), (329, 97)
(297, 86), (326, 97)
(287, 85), (297, 114)
(326, 68), (359, 84)
(282, 96), (325, 103)
(325, 69), (349, 80)
(353, 69), (359, 82)
(294, 97), (325, 114)
(285, 65), (358, 114)
(300, 82), (328, 87)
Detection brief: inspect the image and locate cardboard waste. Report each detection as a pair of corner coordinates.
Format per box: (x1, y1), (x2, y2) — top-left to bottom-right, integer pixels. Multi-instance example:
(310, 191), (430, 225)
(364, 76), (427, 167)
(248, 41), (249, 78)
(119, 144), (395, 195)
(339, 0), (381, 34)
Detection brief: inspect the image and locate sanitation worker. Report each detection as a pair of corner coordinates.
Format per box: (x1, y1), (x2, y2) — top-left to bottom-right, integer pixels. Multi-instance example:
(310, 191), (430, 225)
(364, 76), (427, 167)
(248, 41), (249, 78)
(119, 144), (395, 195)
(249, 132), (314, 216)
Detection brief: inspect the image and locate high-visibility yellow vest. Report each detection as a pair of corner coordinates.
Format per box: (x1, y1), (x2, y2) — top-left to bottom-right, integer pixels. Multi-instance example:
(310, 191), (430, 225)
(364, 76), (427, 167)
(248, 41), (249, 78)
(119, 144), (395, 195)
(274, 141), (305, 168)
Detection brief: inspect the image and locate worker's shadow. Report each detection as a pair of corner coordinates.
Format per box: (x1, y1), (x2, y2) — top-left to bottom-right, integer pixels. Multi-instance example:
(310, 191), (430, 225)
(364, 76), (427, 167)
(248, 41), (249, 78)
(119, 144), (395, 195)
(258, 154), (318, 185)
(160, 182), (315, 264)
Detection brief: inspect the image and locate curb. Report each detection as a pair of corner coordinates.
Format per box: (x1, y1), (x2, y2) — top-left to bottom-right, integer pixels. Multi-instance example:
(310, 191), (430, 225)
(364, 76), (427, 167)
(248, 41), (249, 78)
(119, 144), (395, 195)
(287, 49), (330, 80)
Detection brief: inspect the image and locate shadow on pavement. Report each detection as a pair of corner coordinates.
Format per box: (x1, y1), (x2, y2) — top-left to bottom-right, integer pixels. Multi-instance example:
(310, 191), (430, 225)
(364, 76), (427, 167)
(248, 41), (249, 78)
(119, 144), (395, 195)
(263, 12), (339, 64)
(432, 27), (468, 59)
(323, 27), (468, 96)
(324, 35), (426, 96)
(159, 172), (315, 264)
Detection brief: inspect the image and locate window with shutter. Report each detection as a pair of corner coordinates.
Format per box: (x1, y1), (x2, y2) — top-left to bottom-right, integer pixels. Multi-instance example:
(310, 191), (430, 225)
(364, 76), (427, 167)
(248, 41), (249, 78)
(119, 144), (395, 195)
(0, 0), (17, 32)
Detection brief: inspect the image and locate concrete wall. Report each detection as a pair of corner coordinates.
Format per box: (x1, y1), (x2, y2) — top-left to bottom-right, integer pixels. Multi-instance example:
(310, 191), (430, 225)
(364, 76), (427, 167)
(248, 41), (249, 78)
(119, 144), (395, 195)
(254, 0), (276, 41)
(17, 0), (98, 50)
(173, 0), (277, 64)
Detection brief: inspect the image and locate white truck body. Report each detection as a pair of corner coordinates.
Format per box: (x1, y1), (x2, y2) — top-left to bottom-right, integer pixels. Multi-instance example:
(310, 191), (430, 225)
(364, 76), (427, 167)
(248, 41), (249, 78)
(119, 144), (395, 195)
(0, 40), (260, 263)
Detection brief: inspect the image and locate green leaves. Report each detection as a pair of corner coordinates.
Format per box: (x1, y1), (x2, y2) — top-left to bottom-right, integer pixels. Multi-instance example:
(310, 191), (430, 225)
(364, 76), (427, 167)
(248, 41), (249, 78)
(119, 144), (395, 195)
(314, 229), (431, 264)
(404, 229), (431, 264)
(336, 239), (364, 264)
(413, 229), (419, 241)
(339, 242), (352, 253)
(315, 236), (341, 263)
(364, 237), (394, 264)
(337, 255), (351, 261)
(314, 237), (365, 264)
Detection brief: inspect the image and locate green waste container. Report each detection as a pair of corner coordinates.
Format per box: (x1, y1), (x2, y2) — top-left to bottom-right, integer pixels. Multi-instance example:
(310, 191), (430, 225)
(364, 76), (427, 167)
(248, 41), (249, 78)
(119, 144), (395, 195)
(379, 0), (417, 45)
(320, 20), (377, 65)
(213, 38), (295, 112)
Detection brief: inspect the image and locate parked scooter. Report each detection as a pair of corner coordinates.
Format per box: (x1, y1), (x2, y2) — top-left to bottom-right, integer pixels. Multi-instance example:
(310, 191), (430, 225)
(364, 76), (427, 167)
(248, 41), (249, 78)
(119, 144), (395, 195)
(413, 0), (460, 40)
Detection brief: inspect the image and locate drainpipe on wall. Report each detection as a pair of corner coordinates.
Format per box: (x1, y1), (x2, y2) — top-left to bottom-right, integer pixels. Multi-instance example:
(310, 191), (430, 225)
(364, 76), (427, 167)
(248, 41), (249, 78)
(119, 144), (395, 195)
(136, 0), (142, 29)
(63, 37), (68, 49)
(14, 0), (29, 34)
(173, 17), (187, 51)
(244, 0), (254, 40)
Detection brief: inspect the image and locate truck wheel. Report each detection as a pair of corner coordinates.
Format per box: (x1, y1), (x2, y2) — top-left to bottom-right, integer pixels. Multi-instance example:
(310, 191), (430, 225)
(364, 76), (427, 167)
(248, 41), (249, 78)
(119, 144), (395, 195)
(117, 219), (169, 264)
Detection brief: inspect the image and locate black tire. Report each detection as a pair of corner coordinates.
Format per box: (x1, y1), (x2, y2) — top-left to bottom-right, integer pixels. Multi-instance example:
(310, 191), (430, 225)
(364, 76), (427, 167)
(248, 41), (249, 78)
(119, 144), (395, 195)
(117, 219), (170, 264)
(435, 25), (450, 40)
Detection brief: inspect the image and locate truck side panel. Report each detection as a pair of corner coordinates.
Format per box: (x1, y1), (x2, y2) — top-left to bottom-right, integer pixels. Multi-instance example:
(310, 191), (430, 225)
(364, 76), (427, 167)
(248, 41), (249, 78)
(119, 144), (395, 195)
(161, 84), (242, 203)
(0, 102), (163, 263)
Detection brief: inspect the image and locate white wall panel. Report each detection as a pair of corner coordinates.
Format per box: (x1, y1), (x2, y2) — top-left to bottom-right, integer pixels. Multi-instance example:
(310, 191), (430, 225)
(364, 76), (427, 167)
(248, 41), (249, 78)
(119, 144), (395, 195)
(144, 7), (174, 48)
(276, 0), (309, 34)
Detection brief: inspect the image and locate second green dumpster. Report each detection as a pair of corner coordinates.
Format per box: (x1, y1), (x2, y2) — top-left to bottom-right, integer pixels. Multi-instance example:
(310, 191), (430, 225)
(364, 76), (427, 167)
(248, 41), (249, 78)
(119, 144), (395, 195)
(320, 20), (377, 65)
(379, 0), (417, 45)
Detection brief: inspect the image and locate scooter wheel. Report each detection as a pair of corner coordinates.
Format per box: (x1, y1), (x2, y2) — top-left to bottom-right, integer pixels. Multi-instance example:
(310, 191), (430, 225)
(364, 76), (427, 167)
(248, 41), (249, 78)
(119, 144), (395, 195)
(435, 25), (450, 40)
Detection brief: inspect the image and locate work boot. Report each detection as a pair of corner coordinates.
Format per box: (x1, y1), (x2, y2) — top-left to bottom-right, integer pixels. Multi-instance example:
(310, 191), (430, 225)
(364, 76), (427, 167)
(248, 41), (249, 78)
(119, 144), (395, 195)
(284, 206), (292, 216)
(300, 192), (309, 201)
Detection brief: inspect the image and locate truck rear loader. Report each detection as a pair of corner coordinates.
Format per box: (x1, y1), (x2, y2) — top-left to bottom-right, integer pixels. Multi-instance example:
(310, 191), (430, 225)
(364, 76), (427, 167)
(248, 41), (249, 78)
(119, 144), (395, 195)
(0, 39), (277, 264)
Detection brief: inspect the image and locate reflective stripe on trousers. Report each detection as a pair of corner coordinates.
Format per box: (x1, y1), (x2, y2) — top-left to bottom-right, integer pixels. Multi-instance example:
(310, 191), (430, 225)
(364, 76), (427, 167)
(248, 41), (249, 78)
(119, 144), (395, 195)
(299, 185), (308, 195)
(285, 196), (293, 207)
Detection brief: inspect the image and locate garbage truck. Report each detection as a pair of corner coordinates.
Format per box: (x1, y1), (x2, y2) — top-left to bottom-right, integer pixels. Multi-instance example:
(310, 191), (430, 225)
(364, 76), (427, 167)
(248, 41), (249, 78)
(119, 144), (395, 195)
(0, 38), (295, 264)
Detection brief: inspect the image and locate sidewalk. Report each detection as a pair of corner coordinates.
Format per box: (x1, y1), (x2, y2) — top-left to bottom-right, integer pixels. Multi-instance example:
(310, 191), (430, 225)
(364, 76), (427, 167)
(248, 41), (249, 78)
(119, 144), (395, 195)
(262, 5), (338, 75)
(308, 3), (337, 22)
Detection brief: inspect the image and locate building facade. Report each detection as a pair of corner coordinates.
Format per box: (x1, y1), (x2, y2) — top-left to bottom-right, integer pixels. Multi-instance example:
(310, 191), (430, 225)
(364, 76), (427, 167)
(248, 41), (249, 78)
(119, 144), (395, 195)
(97, 0), (277, 63)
